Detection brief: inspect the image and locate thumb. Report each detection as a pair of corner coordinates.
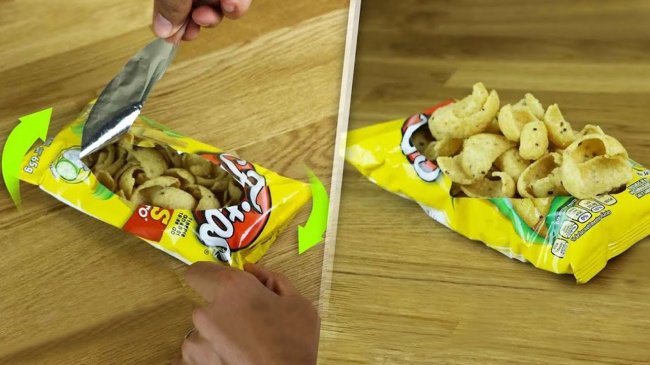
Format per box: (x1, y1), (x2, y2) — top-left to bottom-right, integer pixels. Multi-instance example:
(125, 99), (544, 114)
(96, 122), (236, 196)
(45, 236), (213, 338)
(153, 0), (193, 38)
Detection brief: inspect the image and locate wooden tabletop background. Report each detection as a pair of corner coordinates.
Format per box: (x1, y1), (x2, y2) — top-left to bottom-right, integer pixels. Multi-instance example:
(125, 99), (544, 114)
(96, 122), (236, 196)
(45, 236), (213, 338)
(319, 1), (650, 364)
(0, 0), (349, 363)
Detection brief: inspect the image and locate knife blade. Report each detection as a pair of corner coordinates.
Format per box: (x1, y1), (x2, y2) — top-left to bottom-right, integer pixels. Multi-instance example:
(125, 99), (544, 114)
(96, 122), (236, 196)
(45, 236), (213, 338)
(79, 38), (179, 158)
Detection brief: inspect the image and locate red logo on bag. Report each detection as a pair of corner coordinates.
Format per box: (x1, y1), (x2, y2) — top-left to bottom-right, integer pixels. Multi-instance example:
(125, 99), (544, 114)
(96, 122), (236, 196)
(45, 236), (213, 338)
(400, 100), (454, 182)
(123, 206), (174, 242)
(192, 153), (271, 263)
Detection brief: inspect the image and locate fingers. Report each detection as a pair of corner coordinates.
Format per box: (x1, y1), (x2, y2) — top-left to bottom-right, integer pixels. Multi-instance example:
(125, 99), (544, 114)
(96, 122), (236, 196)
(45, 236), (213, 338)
(221, 0), (252, 19)
(153, 0), (252, 41)
(190, 307), (244, 362)
(243, 263), (272, 287)
(244, 263), (298, 296)
(192, 5), (223, 28)
(180, 329), (222, 365)
(186, 262), (298, 302)
(165, 20), (190, 43)
(191, 307), (229, 354)
(185, 261), (237, 303)
(153, 0), (193, 38)
(182, 20), (202, 41)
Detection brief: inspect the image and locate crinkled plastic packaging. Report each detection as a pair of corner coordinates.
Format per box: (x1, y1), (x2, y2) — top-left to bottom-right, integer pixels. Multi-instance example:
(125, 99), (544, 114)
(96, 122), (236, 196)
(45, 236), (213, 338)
(20, 103), (310, 268)
(346, 101), (650, 283)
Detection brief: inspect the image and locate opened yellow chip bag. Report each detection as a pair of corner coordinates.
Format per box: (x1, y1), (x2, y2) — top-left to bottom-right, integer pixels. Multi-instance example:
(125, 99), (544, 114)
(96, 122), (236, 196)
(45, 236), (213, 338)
(20, 102), (310, 268)
(347, 99), (650, 283)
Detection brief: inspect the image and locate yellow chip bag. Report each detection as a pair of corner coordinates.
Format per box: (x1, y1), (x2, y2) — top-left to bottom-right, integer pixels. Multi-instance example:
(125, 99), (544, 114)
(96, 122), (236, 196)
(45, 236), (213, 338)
(19, 102), (311, 267)
(346, 99), (650, 283)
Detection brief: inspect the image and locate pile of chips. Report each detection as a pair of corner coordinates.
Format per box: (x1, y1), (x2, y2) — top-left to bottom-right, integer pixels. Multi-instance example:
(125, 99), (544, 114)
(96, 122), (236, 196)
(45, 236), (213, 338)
(413, 83), (633, 199)
(82, 133), (243, 210)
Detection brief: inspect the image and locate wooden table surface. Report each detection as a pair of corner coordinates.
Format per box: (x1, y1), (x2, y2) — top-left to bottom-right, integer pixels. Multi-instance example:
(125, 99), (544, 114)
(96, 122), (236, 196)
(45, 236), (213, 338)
(319, 1), (650, 364)
(0, 1), (349, 363)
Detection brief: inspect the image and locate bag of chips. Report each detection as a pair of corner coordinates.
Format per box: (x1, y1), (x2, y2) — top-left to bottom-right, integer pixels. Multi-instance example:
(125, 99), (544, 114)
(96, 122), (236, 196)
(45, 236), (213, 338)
(346, 84), (650, 283)
(20, 102), (311, 268)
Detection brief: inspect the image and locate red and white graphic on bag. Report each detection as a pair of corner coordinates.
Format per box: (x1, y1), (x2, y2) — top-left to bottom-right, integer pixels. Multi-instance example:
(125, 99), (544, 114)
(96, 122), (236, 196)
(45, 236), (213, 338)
(122, 153), (271, 263)
(193, 153), (271, 263)
(400, 99), (454, 182)
(123, 206), (174, 242)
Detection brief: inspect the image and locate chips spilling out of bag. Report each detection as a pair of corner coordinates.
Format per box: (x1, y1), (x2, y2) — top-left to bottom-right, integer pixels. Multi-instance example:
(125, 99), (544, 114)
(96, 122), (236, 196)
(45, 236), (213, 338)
(20, 101), (311, 268)
(346, 84), (650, 283)
(416, 83), (633, 200)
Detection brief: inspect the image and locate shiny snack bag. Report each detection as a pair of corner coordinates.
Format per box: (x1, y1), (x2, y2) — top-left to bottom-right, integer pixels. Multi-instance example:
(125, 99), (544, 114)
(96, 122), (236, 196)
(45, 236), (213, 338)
(20, 102), (311, 268)
(346, 98), (650, 283)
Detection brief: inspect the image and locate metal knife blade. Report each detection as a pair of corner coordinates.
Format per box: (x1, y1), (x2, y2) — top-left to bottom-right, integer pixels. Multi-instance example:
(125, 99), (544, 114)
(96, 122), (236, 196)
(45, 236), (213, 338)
(79, 38), (178, 158)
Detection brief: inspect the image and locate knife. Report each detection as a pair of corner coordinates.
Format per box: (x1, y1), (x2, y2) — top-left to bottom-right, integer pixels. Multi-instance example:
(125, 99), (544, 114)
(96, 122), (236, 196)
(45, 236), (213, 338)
(79, 37), (179, 159)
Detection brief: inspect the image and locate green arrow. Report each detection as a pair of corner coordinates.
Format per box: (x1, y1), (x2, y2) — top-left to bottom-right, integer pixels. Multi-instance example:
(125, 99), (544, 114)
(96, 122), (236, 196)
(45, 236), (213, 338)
(2, 108), (52, 208)
(298, 168), (329, 254)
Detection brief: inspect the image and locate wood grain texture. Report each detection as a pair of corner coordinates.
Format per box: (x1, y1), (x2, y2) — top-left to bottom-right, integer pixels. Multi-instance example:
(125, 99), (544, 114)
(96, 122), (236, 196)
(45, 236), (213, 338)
(319, 1), (650, 364)
(0, 0), (349, 363)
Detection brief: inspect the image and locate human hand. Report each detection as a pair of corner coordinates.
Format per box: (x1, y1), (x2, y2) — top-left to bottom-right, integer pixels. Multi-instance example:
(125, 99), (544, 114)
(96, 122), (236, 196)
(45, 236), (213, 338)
(175, 262), (320, 365)
(153, 0), (252, 42)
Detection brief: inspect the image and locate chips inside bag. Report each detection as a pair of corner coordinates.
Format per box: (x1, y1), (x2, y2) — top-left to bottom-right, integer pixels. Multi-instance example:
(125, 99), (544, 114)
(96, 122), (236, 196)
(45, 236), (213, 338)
(19, 102), (311, 267)
(346, 100), (650, 283)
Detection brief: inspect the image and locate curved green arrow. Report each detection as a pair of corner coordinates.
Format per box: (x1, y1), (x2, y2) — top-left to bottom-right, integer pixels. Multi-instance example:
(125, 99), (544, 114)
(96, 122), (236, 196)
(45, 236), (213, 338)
(298, 168), (329, 254)
(2, 108), (52, 208)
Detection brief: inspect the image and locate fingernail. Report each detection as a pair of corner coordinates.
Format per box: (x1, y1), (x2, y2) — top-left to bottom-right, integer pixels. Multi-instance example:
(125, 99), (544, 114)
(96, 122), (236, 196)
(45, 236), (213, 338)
(222, 2), (235, 13)
(153, 13), (173, 38)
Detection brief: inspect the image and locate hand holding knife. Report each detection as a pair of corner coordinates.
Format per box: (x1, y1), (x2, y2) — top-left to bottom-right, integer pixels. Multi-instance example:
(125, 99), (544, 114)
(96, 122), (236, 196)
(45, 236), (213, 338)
(153, 0), (252, 42)
(79, 35), (181, 158)
(80, 0), (252, 158)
